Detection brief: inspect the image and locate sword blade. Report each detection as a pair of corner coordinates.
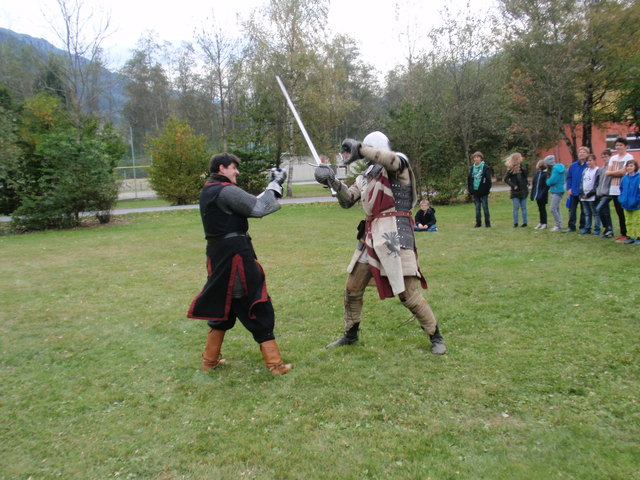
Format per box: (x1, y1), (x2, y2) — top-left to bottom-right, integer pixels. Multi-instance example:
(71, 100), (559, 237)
(276, 76), (322, 166)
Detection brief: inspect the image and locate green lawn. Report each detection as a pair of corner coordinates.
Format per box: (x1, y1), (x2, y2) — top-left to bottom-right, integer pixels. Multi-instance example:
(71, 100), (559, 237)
(1, 193), (638, 479)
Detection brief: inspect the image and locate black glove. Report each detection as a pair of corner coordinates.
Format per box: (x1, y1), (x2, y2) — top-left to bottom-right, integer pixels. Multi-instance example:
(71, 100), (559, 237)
(341, 138), (363, 164)
(269, 167), (287, 185)
(314, 164), (336, 186)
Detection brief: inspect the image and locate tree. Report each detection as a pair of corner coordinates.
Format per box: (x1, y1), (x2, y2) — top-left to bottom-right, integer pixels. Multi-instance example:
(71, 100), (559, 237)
(171, 44), (218, 145)
(45, 0), (113, 137)
(195, 12), (243, 151)
(121, 33), (172, 158)
(0, 90), (22, 214)
(499, 0), (640, 157)
(145, 118), (209, 205)
(241, 0), (330, 196)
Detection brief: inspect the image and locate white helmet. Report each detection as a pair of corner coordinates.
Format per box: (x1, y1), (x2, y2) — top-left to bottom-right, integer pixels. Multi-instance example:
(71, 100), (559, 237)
(362, 131), (390, 151)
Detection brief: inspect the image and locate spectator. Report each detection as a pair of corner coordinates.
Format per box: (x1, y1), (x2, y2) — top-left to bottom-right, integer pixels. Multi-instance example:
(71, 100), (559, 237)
(503, 152), (529, 227)
(579, 154), (600, 235)
(414, 199), (437, 232)
(606, 137), (634, 242)
(595, 149), (614, 238)
(467, 151), (492, 228)
(530, 157), (551, 229)
(563, 146), (589, 233)
(545, 155), (566, 232)
(619, 159), (640, 245)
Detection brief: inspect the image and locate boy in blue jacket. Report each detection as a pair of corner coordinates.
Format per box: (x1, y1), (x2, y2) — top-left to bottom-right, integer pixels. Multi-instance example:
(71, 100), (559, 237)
(563, 146), (589, 232)
(619, 159), (640, 245)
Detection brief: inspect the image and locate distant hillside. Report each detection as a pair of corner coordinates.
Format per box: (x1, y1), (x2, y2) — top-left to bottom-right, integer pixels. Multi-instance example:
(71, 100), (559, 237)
(0, 27), (127, 123)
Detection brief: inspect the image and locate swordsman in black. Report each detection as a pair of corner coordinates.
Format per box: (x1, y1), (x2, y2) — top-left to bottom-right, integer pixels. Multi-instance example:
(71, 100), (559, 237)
(187, 153), (292, 375)
(315, 131), (446, 355)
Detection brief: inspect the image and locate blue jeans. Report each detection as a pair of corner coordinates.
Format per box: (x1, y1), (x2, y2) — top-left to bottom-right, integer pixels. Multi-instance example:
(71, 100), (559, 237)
(581, 200), (597, 231)
(512, 197), (528, 225)
(595, 196), (613, 233)
(473, 194), (490, 226)
(567, 195), (585, 231)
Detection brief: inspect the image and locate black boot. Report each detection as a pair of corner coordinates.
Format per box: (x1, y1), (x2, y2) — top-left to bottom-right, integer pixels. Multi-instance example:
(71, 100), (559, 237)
(326, 323), (359, 348)
(429, 325), (447, 355)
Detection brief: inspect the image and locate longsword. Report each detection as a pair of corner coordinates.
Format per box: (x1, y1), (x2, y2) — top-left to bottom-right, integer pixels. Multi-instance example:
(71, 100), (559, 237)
(275, 75), (336, 194)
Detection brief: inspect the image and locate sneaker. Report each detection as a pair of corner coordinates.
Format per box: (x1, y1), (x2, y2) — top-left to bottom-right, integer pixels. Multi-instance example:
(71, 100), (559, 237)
(534, 224), (542, 229)
(579, 229), (590, 235)
(593, 229), (601, 235)
(539, 224), (547, 229)
(635, 238), (640, 245)
(551, 226), (561, 232)
(561, 228), (576, 233)
(474, 224), (481, 228)
(615, 235), (628, 243)
(521, 223), (527, 228)
(602, 231), (613, 238)
(513, 223), (518, 228)
(624, 237), (635, 245)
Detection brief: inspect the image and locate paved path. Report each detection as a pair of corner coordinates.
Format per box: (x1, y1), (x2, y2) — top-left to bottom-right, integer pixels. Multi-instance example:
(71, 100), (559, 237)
(0, 196), (337, 222)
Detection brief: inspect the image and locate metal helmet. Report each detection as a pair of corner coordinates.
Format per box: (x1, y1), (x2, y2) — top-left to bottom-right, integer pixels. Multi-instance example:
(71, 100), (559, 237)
(362, 131), (391, 151)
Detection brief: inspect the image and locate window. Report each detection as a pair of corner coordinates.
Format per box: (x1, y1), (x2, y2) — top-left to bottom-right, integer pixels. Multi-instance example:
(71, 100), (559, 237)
(606, 134), (640, 151)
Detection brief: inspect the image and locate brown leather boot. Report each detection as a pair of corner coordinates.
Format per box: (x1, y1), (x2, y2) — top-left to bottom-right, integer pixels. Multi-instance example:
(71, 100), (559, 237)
(259, 340), (292, 375)
(201, 328), (226, 370)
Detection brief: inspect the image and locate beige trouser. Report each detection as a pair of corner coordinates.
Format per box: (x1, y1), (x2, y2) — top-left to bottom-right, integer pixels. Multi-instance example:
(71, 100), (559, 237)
(343, 261), (437, 335)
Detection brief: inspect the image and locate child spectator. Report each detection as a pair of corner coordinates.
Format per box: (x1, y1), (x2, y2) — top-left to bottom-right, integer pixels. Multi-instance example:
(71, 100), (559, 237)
(619, 159), (640, 245)
(579, 154), (600, 235)
(504, 152), (529, 227)
(530, 157), (551, 229)
(414, 199), (437, 232)
(595, 149), (614, 237)
(545, 155), (566, 231)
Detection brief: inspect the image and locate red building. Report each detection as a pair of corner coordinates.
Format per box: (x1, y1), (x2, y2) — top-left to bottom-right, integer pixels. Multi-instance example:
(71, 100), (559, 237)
(538, 122), (640, 167)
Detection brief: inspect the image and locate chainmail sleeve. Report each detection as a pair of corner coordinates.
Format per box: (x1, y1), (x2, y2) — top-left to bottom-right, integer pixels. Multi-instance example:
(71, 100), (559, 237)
(217, 185), (281, 218)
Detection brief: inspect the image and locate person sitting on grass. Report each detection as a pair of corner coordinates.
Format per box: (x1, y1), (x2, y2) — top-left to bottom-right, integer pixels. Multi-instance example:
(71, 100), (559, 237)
(414, 199), (437, 232)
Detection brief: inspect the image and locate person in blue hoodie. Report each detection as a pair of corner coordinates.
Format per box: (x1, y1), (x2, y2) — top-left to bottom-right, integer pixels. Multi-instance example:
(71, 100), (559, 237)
(563, 146), (589, 232)
(619, 159), (640, 245)
(545, 155), (566, 231)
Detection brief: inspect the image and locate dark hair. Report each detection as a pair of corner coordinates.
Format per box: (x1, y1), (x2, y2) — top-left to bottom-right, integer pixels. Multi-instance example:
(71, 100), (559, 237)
(626, 159), (639, 172)
(615, 137), (628, 146)
(601, 148), (612, 156)
(586, 154), (596, 162)
(209, 153), (240, 173)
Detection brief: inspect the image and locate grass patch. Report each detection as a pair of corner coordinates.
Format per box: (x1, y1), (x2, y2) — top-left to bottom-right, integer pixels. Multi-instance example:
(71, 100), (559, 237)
(1, 193), (638, 479)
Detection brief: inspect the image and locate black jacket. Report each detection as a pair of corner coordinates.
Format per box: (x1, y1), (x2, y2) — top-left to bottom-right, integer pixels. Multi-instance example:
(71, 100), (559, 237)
(504, 165), (529, 199)
(468, 163), (492, 196)
(530, 170), (550, 202)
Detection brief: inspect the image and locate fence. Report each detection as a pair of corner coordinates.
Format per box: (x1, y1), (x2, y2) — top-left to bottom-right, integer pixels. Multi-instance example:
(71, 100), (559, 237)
(114, 165), (155, 199)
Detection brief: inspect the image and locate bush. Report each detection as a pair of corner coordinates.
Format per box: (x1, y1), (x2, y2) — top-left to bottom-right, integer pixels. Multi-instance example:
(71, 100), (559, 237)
(10, 130), (120, 232)
(228, 148), (271, 195)
(146, 118), (209, 205)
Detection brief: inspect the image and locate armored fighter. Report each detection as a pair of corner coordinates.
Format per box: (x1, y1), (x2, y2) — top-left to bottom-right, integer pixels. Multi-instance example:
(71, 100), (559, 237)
(315, 132), (446, 354)
(187, 153), (293, 375)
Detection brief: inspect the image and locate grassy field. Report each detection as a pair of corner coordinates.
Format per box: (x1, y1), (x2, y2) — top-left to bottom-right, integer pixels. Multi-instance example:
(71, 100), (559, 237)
(1, 192), (638, 479)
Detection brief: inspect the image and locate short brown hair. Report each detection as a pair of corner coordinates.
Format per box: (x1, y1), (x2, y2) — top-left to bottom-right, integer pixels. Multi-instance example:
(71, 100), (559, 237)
(209, 153), (240, 173)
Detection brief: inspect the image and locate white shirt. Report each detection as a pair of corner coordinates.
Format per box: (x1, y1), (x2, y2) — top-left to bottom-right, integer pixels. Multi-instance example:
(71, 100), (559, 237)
(608, 153), (634, 196)
(581, 167), (598, 201)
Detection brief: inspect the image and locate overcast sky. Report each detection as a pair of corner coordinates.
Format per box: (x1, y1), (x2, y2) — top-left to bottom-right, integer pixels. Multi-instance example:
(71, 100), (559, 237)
(1, 0), (498, 75)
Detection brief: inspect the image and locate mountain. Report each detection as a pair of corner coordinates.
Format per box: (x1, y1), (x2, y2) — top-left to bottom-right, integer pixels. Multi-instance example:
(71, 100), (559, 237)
(0, 27), (127, 123)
